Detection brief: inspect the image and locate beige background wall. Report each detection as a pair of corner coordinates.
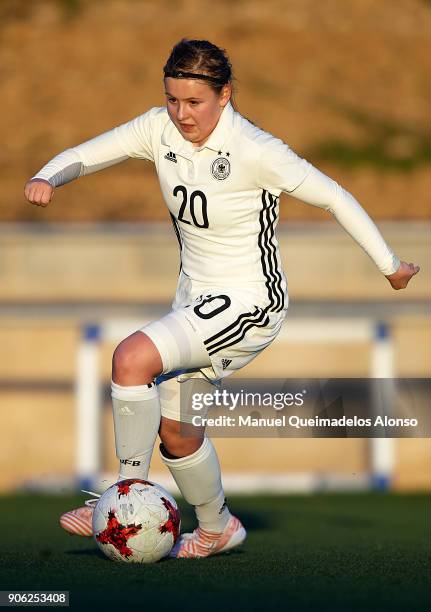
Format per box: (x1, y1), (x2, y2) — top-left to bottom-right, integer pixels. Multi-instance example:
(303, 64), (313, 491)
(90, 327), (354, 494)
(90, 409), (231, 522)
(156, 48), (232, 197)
(1, 225), (430, 492)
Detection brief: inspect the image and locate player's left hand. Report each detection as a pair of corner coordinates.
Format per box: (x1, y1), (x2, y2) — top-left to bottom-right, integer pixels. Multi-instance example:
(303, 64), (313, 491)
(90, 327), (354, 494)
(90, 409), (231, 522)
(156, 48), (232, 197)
(385, 261), (420, 290)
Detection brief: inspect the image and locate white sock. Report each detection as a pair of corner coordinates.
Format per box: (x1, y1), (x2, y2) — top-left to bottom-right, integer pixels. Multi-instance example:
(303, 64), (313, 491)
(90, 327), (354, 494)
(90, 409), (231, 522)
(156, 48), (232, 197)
(111, 380), (160, 481)
(161, 437), (231, 533)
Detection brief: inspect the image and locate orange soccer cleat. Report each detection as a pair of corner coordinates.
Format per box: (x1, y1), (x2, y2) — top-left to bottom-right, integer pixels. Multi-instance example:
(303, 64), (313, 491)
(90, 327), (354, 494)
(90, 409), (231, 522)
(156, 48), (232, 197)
(59, 495), (99, 537)
(169, 515), (246, 559)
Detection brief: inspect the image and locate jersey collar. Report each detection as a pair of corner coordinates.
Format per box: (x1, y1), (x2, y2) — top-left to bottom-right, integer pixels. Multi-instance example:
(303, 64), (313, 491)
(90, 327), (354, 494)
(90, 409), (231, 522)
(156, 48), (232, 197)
(202, 102), (235, 153)
(161, 102), (235, 159)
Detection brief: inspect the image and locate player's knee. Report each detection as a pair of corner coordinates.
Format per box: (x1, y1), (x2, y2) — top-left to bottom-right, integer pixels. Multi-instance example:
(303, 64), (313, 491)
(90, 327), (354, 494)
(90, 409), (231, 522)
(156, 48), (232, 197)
(160, 420), (203, 458)
(112, 341), (138, 375)
(112, 331), (162, 383)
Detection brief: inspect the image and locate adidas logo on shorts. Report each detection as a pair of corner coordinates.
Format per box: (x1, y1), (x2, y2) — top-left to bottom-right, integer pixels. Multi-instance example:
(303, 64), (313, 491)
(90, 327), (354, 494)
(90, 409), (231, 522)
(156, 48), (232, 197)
(164, 151), (177, 163)
(221, 358), (232, 370)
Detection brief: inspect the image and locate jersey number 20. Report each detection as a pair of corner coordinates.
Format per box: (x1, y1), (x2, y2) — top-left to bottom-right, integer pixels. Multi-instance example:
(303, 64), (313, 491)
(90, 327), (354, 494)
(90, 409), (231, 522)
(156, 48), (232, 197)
(174, 185), (209, 229)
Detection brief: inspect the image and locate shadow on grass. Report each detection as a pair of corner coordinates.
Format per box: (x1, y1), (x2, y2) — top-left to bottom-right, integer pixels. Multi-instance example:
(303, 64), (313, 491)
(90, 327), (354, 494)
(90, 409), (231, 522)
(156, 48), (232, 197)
(66, 548), (107, 561)
(233, 509), (269, 531)
(181, 503), (269, 532)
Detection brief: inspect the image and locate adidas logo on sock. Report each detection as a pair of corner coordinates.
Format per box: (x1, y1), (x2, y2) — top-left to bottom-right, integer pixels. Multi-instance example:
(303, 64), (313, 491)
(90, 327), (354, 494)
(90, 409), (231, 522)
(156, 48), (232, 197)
(120, 405), (135, 416)
(221, 359), (232, 370)
(218, 498), (228, 514)
(164, 151), (177, 163)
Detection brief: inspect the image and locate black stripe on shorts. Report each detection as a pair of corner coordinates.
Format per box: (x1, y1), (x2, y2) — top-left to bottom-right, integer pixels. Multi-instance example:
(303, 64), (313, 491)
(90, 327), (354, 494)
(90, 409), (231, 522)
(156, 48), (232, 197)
(204, 307), (270, 356)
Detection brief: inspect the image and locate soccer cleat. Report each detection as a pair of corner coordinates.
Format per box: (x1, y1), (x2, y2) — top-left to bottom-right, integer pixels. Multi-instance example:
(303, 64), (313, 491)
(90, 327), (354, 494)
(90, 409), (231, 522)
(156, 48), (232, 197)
(169, 515), (246, 559)
(59, 493), (100, 537)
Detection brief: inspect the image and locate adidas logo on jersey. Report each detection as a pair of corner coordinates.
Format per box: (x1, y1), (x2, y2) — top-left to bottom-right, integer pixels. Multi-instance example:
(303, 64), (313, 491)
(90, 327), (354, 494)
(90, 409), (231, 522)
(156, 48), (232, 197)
(164, 151), (177, 163)
(221, 358), (232, 370)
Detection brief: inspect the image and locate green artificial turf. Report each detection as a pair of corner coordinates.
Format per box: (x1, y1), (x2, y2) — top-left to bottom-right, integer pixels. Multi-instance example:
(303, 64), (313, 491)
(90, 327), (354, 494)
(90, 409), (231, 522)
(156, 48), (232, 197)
(1, 493), (430, 611)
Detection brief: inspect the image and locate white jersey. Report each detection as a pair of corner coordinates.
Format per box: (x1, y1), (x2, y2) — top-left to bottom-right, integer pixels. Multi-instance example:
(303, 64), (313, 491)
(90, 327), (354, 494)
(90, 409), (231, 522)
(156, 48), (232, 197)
(33, 102), (400, 316)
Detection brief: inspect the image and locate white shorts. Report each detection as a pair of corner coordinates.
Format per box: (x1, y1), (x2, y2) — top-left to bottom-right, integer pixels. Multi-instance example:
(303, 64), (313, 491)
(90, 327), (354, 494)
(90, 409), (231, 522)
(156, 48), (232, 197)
(141, 287), (286, 422)
(140, 288), (286, 383)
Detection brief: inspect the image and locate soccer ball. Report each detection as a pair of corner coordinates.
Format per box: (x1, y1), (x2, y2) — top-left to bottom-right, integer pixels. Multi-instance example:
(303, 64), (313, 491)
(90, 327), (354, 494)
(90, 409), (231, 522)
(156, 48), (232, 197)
(92, 478), (181, 563)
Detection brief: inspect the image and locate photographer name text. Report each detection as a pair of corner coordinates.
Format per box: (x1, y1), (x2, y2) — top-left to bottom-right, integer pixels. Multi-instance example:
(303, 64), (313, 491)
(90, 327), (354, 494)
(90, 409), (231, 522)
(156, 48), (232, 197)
(191, 415), (418, 428)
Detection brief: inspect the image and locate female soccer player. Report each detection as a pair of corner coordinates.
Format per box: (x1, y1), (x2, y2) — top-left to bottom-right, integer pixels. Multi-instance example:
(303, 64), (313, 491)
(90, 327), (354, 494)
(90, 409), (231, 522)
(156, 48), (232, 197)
(25, 39), (419, 558)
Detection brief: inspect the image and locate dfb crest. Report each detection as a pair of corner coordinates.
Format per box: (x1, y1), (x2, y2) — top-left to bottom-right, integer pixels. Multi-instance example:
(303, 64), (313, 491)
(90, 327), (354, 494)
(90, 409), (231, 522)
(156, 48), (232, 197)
(211, 157), (231, 180)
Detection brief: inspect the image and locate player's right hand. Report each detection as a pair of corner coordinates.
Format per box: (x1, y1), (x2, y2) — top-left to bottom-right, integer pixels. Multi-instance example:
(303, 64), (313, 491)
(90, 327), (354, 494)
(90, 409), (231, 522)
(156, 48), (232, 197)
(24, 179), (54, 207)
